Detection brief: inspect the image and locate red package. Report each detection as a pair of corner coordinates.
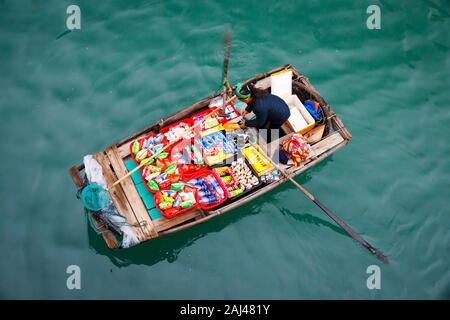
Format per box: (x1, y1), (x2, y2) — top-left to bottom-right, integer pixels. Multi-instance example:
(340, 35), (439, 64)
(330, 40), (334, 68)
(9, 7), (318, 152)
(168, 174), (180, 184)
(164, 208), (181, 219)
(158, 179), (172, 189)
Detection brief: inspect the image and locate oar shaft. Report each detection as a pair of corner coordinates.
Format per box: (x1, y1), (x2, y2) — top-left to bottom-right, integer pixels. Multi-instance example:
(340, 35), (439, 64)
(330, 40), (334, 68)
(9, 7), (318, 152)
(109, 139), (177, 189)
(274, 161), (388, 263)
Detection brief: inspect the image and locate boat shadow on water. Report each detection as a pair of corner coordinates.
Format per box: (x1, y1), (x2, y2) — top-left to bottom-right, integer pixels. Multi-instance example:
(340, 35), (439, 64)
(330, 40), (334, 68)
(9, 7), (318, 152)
(87, 156), (344, 267)
(87, 208), (259, 268)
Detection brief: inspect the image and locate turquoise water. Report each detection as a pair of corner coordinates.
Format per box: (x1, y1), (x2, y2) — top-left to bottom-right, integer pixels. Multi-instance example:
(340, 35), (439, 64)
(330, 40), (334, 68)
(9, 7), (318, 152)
(1, 0), (449, 299)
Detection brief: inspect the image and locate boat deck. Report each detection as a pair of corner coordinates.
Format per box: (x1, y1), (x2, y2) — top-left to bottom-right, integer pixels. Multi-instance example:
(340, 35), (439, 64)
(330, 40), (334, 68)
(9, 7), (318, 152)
(69, 64), (352, 249)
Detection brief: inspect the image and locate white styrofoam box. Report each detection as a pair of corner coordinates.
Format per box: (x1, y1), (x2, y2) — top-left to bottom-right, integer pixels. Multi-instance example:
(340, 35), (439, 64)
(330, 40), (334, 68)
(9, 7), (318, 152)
(271, 69), (293, 99)
(283, 94), (315, 134)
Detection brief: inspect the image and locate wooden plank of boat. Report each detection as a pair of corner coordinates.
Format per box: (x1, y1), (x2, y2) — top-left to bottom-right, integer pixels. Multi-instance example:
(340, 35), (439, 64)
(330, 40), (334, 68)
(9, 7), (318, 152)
(153, 208), (204, 232)
(104, 145), (158, 240)
(94, 151), (147, 242)
(309, 131), (344, 157)
(69, 166), (120, 249)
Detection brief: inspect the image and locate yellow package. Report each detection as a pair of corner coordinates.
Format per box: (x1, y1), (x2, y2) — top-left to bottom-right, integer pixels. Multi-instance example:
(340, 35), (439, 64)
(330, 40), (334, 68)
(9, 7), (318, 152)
(223, 123), (241, 131)
(200, 124), (224, 137)
(203, 117), (220, 130)
(205, 151), (227, 166)
(242, 145), (274, 176)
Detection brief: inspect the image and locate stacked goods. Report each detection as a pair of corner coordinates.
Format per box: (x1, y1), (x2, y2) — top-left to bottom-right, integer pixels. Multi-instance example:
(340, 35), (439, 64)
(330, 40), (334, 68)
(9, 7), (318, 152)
(213, 158), (262, 199)
(213, 166), (244, 198)
(282, 134), (310, 166)
(242, 145), (274, 176)
(154, 185), (199, 219)
(161, 120), (195, 143)
(220, 103), (240, 123)
(130, 133), (168, 165)
(142, 162), (180, 193)
(128, 98), (286, 219)
(192, 107), (221, 131)
(226, 128), (257, 149)
(192, 104), (240, 131)
(230, 158), (260, 191)
(195, 131), (237, 166)
(260, 170), (281, 184)
(170, 140), (205, 166)
(186, 170), (227, 210)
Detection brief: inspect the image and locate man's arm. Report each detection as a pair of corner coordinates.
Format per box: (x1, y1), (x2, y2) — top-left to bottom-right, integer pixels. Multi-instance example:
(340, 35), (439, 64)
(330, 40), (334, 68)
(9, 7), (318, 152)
(245, 104), (268, 128)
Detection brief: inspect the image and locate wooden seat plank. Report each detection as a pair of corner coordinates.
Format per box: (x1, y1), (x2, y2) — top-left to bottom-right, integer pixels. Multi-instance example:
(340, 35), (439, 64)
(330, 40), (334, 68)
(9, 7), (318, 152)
(105, 145), (158, 240)
(310, 132), (344, 157)
(94, 152), (146, 242)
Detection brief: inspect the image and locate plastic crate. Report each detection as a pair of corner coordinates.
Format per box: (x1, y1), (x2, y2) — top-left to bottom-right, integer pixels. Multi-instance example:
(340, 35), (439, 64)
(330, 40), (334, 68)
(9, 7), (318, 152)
(182, 168), (228, 210)
(153, 189), (199, 219)
(212, 157), (263, 201)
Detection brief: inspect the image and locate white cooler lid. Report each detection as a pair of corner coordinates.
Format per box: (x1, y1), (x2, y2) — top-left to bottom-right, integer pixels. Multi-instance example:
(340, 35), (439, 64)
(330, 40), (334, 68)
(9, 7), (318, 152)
(270, 69), (293, 99)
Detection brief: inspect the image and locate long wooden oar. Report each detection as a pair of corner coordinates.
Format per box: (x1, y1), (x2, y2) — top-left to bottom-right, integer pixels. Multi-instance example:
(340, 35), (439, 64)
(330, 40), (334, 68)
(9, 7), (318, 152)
(268, 156), (389, 263)
(219, 30), (232, 117)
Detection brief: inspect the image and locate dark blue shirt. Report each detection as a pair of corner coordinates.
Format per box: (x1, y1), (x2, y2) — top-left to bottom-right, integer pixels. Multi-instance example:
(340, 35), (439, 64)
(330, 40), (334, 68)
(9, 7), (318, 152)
(245, 94), (291, 128)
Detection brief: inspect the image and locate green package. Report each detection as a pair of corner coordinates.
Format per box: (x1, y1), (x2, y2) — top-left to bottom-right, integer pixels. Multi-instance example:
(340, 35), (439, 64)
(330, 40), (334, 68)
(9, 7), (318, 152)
(170, 182), (185, 191)
(132, 141), (140, 155)
(181, 201), (195, 209)
(140, 158), (155, 165)
(164, 163), (177, 174)
(147, 180), (159, 191)
(159, 201), (172, 210)
(156, 152), (169, 159)
(230, 188), (244, 197)
(221, 176), (232, 183)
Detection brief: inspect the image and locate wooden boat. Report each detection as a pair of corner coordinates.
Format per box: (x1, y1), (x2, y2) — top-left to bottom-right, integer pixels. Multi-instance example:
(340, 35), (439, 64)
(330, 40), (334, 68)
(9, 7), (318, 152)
(69, 64), (352, 249)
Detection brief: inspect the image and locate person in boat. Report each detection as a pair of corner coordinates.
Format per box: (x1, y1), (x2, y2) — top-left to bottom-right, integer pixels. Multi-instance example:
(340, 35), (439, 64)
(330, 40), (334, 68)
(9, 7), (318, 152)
(236, 82), (291, 131)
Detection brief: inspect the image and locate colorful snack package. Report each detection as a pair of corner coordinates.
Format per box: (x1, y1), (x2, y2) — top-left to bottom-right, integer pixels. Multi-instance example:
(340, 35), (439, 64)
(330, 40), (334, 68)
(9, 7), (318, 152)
(155, 172), (168, 183)
(164, 207), (180, 217)
(164, 163), (177, 175)
(229, 188), (244, 197)
(168, 174), (180, 183)
(152, 143), (164, 153)
(132, 140), (140, 155)
(145, 172), (159, 181)
(179, 191), (196, 203)
(173, 195), (182, 208)
(140, 158), (155, 166)
(162, 189), (177, 198)
(162, 194), (174, 203)
(156, 152), (169, 159)
(147, 180), (159, 191)
(135, 149), (149, 161)
(158, 201), (173, 210)
(158, 179), (172, 189)
(170, 182), (186, 191)
(181, 201), (195, 209)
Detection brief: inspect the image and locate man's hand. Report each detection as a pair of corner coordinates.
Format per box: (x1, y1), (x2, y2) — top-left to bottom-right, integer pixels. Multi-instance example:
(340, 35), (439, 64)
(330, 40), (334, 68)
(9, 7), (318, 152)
(241, 110), (248, 117)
